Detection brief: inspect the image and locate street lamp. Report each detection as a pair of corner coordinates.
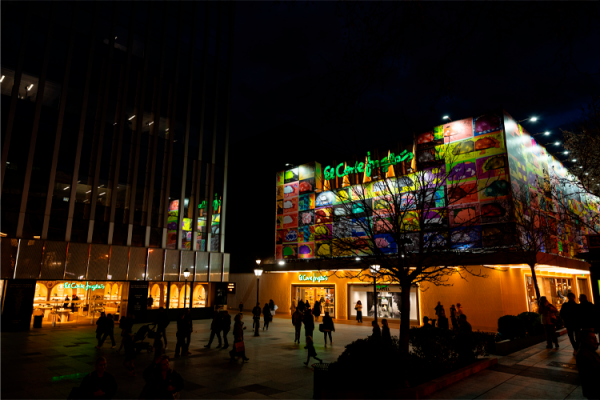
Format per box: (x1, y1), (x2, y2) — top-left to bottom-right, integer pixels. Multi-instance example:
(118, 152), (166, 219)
(518, 116), (538, 123)
(531, 131), (550, 137)
(370, 265), (380, 324)
(254, 261), (263, 337)
(183, 268), (190, 308)
(443, 116), (452, 122)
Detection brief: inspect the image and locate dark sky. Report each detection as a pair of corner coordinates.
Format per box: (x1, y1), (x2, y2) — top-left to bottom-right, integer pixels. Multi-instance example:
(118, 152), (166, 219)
(230, 2), (600, 150)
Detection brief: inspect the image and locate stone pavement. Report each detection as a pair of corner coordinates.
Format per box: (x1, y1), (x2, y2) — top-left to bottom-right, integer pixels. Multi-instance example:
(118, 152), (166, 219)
(425, 332), (586, 400)
(1, 313), (593, 399)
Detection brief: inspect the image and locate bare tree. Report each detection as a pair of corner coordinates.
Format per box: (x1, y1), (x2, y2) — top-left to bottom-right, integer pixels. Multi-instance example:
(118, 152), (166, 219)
(308, 145), (501, 358)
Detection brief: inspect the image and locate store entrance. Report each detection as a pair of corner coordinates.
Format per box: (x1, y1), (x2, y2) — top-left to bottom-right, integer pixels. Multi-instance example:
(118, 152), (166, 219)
(293, 285), (335, 318)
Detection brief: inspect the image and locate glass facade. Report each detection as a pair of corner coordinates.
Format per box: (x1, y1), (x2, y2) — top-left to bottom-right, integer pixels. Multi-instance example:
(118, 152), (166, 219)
(293, 285), (336, 318)
(348, 284), (419, 321)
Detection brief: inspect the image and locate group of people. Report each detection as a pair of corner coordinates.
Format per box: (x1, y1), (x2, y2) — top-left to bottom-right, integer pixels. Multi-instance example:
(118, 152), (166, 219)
(369, 319), (393, 345)
(420, 302), (472, 331)
(251, 299), (279, 330)
(62, 294), (80, 312)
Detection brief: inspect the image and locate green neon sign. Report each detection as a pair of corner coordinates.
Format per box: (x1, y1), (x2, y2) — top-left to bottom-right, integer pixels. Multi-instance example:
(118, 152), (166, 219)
(198, 193), (222, 210)
(64, 282), (105, 291)
(298, 274), (329, 283)
(324, 150), (414, 181)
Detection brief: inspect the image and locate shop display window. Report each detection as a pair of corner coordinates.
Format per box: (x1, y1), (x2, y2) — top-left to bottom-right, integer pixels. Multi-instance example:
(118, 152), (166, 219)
(148, 282), (168, 309)
(348, 285), (419, 321)
(577, 278), (591, 300)
(293, 285), (335, 317)
(192, 284), (208, 308)
(526, 276), (573, 312)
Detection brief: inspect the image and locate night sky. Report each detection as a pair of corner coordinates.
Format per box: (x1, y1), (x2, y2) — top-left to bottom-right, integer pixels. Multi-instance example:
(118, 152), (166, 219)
(225, 2), (600, 271)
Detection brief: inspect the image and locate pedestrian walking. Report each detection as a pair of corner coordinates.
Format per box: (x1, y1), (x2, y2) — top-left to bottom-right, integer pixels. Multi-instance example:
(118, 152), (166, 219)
(252, 302), (261, 329)
(118, 313), (134, 353)
(578, 294), (596, 332)
(458, 314), (472, 332)
(269, 299), (277, 319)
(575, 329), (600, 400)
(437, 304), (449, 329)
(122, 329), (136, 377)
(321, 311), (335, 346)
(303, 336), (322, 366)
(297, 299), (305, 313)
(539, 296), (559, 349)
(152, 331), (165, 363)
(155, 307), (170, 349)
(175, 312), (188, 357)
(450, 305), (458, 330)
(434, 301), (443, 318)
(79, 357), (117, 399)
(184, 308), (193, 353)
(141, 356), (184, 399)
(303, 310), (315, 342)
(290, 300), (297, 315)
(238, 302), (244, 313)
(97, 314), (117, 348)
(205, 309), (222, 348)
(262, 303), (271, 330)
(229, 313), (249, 362)
(292, 308), (303, 344)
(560, 292), (581, 355)
(313, 301), (322, 322)
(355, 300), (363, 323)
(221, 309), (231, 349)
(371, 320), (382, 340)
(382, 319), (392, 345)
(95, 312), (107, 347)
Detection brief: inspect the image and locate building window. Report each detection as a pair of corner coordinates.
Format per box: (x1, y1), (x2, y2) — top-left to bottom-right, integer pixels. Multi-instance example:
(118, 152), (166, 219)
(348, 284), (419, 321)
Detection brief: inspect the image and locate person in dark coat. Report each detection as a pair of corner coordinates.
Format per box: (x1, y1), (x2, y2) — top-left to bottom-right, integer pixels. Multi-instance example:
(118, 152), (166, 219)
(292, 309), (303, 344)
(238, 302), (244, 313)
(297, 299), (305, 313)
(262, 303), (271, 330)
(382, 319), (392, 345)
(141, 355), (184, 399)
(97, 313), (116, 348)
(252, 302), (261, 329)
(205, 309), (222, 348)
(175, 312), (188, 357)
(229, 313), (249, 361)
(95, 312), (107, 347)
(303, 310), (315, 343)
(371, 320), (382, 340)
(122, 329), (136, 377)
(71, 294), (78, 313)
(118, 313), (134, 353)
(221, 310), (231, 349)
(184, 308), (193, 353)
(80, 357), (117, 399)
(560, 293), (581, 354)
(303, 336), (322, 366)
(422, 316), (433, 328)
(576, 329), (600, 399)
(450, 305), (458, 330)
(63, 295), (70, 310)
(578, 294), (596, 331)
(437, 304), (449, 329)
(312, 301), (322, 322)
(155, 307), (170, 349)
(322, 311), (335, 346)
(458, 314), (472, 332)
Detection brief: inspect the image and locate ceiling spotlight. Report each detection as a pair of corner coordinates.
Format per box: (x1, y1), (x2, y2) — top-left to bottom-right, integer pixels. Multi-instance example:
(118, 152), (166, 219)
(128, 115), (135, 120)
(563, 151), (569, 154)
(27, 84), (34, 91)
(572, 159), (577, 162)
(443, 116), (452, 121)
(0, 75), (5, 83)
(278, 260), (285, 265)
(544, 131), (550, 136)
(355, 257), (360, 261)
(530, 117), (538, 122)
(554, 142), (560, 145)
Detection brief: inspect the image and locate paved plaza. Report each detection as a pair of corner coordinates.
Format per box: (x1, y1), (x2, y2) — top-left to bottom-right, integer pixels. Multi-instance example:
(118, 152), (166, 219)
(0, 313), (591, 399)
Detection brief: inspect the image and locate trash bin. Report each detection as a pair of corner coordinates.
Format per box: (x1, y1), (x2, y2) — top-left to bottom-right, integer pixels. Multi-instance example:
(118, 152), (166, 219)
(33, 315), (43, 328)
(312, 363), (330, 399)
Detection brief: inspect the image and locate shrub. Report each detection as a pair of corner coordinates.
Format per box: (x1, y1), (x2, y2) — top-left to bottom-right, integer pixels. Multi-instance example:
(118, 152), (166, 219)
(497, 315), (526, 340)
(517, 312), (544, 336)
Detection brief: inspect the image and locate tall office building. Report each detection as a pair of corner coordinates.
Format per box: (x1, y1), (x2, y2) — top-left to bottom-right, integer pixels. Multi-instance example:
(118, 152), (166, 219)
(1, 2), (234, 329)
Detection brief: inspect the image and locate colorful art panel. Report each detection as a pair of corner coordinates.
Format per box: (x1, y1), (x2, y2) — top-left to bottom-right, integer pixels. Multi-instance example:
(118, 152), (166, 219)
(332, 204), (351, 220)
(482, 223), (515, 248)
(299, 225), (316, 243)
(298, 242), (315, 259)
(423, 209), (449, 230)
(276, 171), (284, 186)
(333, 219), (353, 238)
(284, 182), (299, 198)
(276, 216), (283, 229)
(350, 183), (373, 200)
(473, 131), (505, 158)
(315, 207), (333, 224)
(473, 112), (503, 136)
(276, 185), (284, 200)
(299, 210), (315, 227)
(282, 214), (298, 229)
(277, 200), (283, 215)
(477, 154), (507, 179)
(283, 228), (299, 244)
(450, 226), (482, 249)
(282, 197), (298, 214)
(299, 178), (315, 194)
(315, 241), (332, 258)
(448, 182), (479, 205)
(276, 245), (283, 259)
(314, 223), (333, 241)
(375, 233), (398, 254)
(478, 176), (510, 202)
(449, 203), (481, 227)
(315, 191), (335, 207)
(448, 159), (477, 183)
(276, 230), (285, 245)
(334, 187), (351, 204)
(444, 118), (474, 144)
(400, 211), (420, 232)
(299, 164), (315, 180)
(480, 201), (509, 224)
(299, 193), (315, 211)
(284, 168), (299, 183)
(283, 244), (298, 259)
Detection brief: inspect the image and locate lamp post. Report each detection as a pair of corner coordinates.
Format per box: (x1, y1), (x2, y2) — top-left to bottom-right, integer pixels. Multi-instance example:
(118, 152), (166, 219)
(254, 261), (263, 337)
(371, 265), (380, 324)
(183, 268), (190, 308)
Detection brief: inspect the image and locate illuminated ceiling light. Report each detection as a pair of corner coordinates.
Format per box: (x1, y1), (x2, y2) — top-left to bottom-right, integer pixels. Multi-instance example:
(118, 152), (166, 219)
(580, 166), (583, 169)
(0, 75), (5, 82)
(554, 142), (560, 145)
(34, 235), (40, 239)
(544, 131), (550, 135)
(165, 128), (169, 132)
(278, 260), (285, 265)
(0, 232), (7, 237)
(530, 117), (538, 122)
(128, 115), (135, 120)
(27, 84), (34, 91)
(63, 186), (70, 190)
(572, 159), (577, 162)
(443, 116), (452, 121)
(355, 257), (360, 261)
(99, 192), (106, 196)
(86, 190), (91, 193)
(563, 151), (569, 154)
(148, 121), (154, 125)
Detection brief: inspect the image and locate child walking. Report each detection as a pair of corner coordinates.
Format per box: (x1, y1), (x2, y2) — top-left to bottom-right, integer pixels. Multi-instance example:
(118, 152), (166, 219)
(303, 336), (322, 366)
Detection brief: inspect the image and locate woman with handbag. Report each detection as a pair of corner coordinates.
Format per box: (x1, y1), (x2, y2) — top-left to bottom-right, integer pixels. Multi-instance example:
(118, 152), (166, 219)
(229, 313), (249, 362)
(321, 312), (335, 346)
(539, 296), (559, 349)
(355, 300), (363, 323)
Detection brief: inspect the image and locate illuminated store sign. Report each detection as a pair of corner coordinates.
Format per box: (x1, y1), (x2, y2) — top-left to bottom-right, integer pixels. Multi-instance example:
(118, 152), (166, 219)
(324, 150), (414, 181)
(64, 282), (105, 291)
(298, 274), (329, 283)
(198, 193), (222, 210)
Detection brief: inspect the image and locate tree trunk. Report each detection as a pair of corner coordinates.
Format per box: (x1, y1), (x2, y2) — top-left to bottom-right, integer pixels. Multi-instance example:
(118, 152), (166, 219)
(529, 264), (541, 301)
(399, 280), (411, 359)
